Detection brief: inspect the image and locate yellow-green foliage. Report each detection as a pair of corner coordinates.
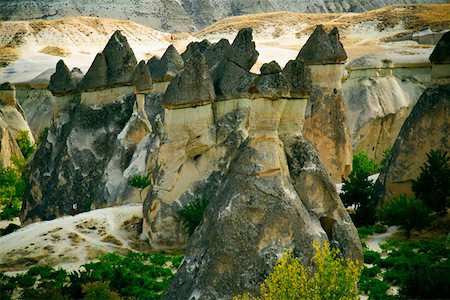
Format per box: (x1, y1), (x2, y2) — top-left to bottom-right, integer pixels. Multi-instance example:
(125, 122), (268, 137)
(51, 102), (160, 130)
(234, 241), (361, 300)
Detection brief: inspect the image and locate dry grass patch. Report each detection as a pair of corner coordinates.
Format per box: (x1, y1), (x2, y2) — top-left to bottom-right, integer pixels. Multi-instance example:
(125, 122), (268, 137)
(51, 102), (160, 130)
(0, 45), (19, 68)
(39, 45), (71, 57)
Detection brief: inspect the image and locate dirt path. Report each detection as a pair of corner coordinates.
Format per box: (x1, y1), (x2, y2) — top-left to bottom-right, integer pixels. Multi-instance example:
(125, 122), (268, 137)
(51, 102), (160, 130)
(365, 226), (398, 252)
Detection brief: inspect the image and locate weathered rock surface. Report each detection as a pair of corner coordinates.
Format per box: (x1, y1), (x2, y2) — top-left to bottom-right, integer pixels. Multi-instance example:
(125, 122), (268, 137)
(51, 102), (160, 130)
(343, 69), (426, 163)
(181, 40), (211, 62)
(163, 49), (215, 108)
(132, 60), (153, 92)
(429, 31), (450, 64)
(103, 30), (138, 86)
(203, 38), (231, 69)
(300, 26), (352, 182)
(0, 118), (24, 168)
(48, 60), (78, 95)
(253, 61), (289, 99)
(373, 84), (450, 203)
(148, 45), (184, 82)
(226, 28), (259, 71)
(297, 25), (346, 65)
(281, 60), (311, 99)
(21, 93), (136, 223)
(79, 53), (108, 91)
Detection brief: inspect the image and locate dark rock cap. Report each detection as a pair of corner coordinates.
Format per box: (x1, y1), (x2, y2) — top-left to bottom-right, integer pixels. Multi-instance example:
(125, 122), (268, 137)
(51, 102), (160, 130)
(297, 25), (347, 65)
(102, 30), (138, 86)
(163, 49), (215, 108)
(225, 28), (259, 71)
(181, 39), (211, 62)
(203, 38), (230, 69)
(48, 60), (77, 95)
(212, 60), (256, 100)
(133, 60), (153, 92)
(0, 82), (15, 90)
(281, 60), (311, 98)
(260, 61), (282, 75)
(430, 31), (450, 64)
(149, 45), (184, 82)
(79, 53), (108, 91)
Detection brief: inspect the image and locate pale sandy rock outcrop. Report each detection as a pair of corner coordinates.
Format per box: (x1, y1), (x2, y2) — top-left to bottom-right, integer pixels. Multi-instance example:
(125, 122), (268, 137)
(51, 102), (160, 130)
(343, 55), (428, 162)
(301, 26), (352, 183)
(0, 117), (23, 168)
(148, 45), (184, 83)
(373, 84), (450, 203)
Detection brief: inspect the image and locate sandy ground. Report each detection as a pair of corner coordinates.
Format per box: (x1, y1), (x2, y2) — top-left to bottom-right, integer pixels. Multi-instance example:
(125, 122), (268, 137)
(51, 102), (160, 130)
(0, 205), (147, 272)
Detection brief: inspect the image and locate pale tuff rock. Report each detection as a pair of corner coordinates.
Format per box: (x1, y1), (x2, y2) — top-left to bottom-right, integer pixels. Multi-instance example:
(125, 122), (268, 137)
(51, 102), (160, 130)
(163, 49), (215, 108)
(0, 82), (16, 106)
(79, 53), (108, 91)
(297, 25), (347, 65)
(373, 84), (450, 204)
(148, 45), (184, 82)
(0, 118), (24, 168)
(300, 26), (352, 182)
(132, 60), (153, 92)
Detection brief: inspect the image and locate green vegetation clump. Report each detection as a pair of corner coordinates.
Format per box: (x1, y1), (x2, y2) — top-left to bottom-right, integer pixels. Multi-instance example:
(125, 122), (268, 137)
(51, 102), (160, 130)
(341, 151), (379, 226)
(127, 174), (152, 202)
(378, 194), (430, 239)
(360, 238), (450, 299)
(15, 130), (36, 160)
(357, 224), (387, 239)
(412, 149), (449, 215)
(234, 241), (362, 300)
(0, 252), (183, 300)
(178, 197), (209, 236)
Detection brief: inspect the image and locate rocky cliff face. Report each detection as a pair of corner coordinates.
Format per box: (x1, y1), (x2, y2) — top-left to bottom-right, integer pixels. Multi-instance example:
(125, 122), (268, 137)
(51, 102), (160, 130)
(0, 0), (446, 32)
(373, 36), (450, 203)
(343, 57), (428, 163)
(0, 82), (34, 168)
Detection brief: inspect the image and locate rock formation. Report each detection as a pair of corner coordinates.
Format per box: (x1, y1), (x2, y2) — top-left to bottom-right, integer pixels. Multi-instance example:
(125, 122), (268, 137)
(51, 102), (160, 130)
(430, 31), (450, 85)
(48, 60), (82, 95)
(0, 82), (34, 167)
(147, 45), (184, 82)
(343, 56), (427, 163)
(21, 28), (362, 298)
(373, 35), (450, 203)
(301, 25), (353, 182)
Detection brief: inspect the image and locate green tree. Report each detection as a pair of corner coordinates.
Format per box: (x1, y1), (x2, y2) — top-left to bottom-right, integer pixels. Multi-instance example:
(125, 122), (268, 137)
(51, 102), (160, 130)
(378, 194), (430, 239)
(127, 174), (151, 202)
(412, 149), (449, 215)
(234, 241), (361, 300)
(340, 152), (379, 226)
(15, 130), (36, 159)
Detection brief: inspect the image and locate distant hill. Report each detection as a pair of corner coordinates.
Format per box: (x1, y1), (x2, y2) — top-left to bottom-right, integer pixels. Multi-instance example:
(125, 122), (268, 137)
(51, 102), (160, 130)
(0, 0), (447, 32)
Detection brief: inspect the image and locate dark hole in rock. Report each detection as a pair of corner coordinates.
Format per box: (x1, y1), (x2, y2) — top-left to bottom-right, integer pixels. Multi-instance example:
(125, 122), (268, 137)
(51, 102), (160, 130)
(320, 216), (335, 241)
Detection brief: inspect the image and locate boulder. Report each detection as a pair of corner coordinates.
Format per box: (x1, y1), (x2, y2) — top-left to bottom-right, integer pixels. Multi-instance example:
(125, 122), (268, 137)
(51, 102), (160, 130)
(297, 25), (347, 65)
(132, 60), (153, 92)
(429, 31), (450, 64)
(149, 45), (184, 82)
(0, 82), (16, 106)
(103, 30), (137, 86)
(79, 53), (108, 91)
(163, 49), (215, 108)
(48, 60), (78, 95)
(373, 84), (450, 204)
(212, 61), (256, 99)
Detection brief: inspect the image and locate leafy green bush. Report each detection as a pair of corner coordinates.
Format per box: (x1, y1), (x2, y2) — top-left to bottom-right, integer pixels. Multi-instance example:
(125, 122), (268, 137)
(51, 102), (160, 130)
(15, 130), (35, 160)
(363, 250), (381, 264)
(357, 224), (387, 239)
(234, 241), (362, 300)
(0, 157), (26, 220)
(0, 252), (183, 300)
(412, 149), (450, 215)
(341, 151), (379, 226)
(127, 174), (152, 201)
(378, 194), (430, 239)
(178, 197), (209, 236)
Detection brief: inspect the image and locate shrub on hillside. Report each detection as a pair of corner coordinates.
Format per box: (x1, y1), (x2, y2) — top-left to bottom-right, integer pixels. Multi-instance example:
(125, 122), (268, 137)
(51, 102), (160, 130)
(127, 174), (152, 202)
(412, 149), (450, 215)
(378, 194), (430, 239)
(16, 130), (35, 160)
(178, 197), (209, 236)
(340, 151), (379, 226)
(234, 241), (361, 300)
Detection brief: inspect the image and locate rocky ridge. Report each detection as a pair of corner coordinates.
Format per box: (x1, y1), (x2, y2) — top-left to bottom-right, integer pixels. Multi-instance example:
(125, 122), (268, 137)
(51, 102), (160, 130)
(0, 0), (446, 32)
